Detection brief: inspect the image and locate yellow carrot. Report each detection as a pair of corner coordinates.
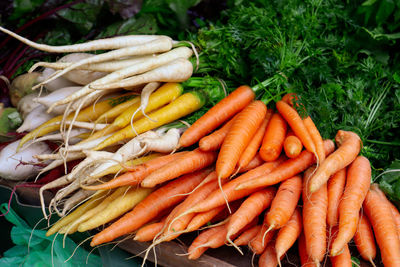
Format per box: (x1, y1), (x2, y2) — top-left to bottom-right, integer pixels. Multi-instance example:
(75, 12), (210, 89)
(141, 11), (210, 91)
(46, 190), (107, 236)
(93, 91), (205, 151)
(59, 186), (129, 234)
(78, 187), (153, 232)
(83, 82), (183, 143)
(95, 95), (140, 123)
(18, 94), (126, 149)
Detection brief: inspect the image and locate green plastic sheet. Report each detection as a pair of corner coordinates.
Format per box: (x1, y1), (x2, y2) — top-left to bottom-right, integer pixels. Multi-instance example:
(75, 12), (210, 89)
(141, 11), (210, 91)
(0, 203), (102, 267)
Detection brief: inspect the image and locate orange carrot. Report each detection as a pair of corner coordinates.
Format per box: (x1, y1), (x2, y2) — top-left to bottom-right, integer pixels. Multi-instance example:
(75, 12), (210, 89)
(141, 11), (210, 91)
(179, 85), (255, 147)
(189, 158), (284, 214)
(298, 232), (318, 267)
(327, 168), (346, 227)
(281, 92), (300, 107)
(249, 214), (276, 255)
(259, 113), (287, 161)
(235, 139), (335, 191)
(217, 100), (267, 179)
(276, 100), (316, 156)
(303, 166), (328, 265)
(83, 151), (188, 190)
(90, 169), (210, 246)
(363, 189), (400, 267)
(234, 225), (262, 246)
(329, 227), (352, 267)
(371, 183), (400, 236)
(303, 116), (325, 164)
(141, 148), (217, 187)
(309, 130), (361, 193)
(237, 110), (272, 169)
(354, 212), (377, 264)
(275, 208), (302, 263)
(259, 242), (279, 267)
(187, 224), (223, 260)
(226, 187), (276, 242)
(161, 178), (224, 242)
(198, 115), (237, 151)
(185, 206), (226, 232)
(189, 221), (245, 260)
(283, 134), (303, 158)
(240, 153), (265, 172)
(331, 156), (371, 256)
(266, 175), (302, 230)
(134, 218), (166, 242)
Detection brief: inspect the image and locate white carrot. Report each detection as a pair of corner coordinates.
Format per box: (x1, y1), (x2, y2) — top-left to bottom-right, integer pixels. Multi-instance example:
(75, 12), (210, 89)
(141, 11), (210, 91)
(45, 46), (192, 111)
(47, 121), (108, 131)
(29, 55), (154, 73)
(90, 47), (192, 86)
(33, 37), (173, 89)
(60, 134), (111, 153)
(0, 26), (165, 52)
(61, 189), (95, 216)
(91, 58), (193, 90)
(36, 152), (85, 175)
(39, 174), (70, 218)
(28, 128), (87, 145)
(87, 127), (183, 179)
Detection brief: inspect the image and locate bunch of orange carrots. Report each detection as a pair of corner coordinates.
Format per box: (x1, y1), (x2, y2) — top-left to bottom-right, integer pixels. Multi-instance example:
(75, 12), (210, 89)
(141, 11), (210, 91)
(47, 86), (400, 267)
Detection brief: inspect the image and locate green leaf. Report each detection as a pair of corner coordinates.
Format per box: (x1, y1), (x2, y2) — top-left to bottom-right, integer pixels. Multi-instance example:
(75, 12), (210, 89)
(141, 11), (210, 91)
(9, 0), (45, 20)
(56, 2), (103, 34)
(362, 0), (379, 6)
(378, 160), (400, 201)
(394, 72), (400, 83)
(166, 0), (201, 26)
(376, 0), (395, 25)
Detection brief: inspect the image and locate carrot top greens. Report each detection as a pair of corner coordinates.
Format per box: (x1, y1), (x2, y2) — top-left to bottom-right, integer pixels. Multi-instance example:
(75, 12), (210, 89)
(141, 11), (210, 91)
(189, 1), (400, 181)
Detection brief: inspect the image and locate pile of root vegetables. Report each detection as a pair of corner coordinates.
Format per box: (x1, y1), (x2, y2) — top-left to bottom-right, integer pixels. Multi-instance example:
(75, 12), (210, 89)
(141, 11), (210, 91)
(0, 27), (205, 217)
(0, 27), (400, 267)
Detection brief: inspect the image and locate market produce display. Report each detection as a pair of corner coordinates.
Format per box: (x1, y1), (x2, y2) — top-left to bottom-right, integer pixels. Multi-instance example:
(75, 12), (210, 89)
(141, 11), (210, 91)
(0, 0), (399, 266)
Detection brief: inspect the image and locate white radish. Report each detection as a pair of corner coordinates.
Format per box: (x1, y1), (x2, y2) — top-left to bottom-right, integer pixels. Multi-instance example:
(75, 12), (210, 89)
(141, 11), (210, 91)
(16, 105), (55, 133)
(33, 37), (173, 90)
(56, 53), (107, 85)
(0, 139), (52, 180)
(37, 68), (77, 92)
(91, 58), (193, 90)
(0, 26), (165, 52)
(29, 55), (154, 73)
(17, 92), (41, 118)
(91, 46), (193, 86)
(34, 86), (82, 114)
